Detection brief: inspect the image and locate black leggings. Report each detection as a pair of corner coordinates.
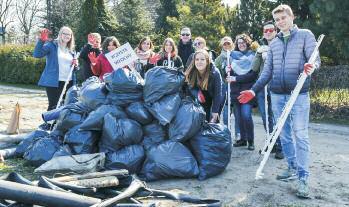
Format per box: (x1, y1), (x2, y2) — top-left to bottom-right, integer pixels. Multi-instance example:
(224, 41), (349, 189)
(45, 81), (73, 111)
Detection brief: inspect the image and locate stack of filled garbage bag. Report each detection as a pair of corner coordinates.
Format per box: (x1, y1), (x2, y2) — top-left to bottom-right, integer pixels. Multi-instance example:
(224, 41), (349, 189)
(15, 66), (232, 181)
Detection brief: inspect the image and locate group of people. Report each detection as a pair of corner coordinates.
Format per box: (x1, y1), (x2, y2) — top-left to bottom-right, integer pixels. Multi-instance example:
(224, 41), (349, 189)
(0, 4), (320, 199)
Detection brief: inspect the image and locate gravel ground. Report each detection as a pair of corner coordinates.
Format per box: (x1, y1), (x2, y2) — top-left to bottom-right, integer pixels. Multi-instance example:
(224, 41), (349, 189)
(0, 85), (348, 207)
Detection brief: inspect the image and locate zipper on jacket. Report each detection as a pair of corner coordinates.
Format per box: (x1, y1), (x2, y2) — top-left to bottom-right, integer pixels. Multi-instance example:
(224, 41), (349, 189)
(281, 37), (289, 93)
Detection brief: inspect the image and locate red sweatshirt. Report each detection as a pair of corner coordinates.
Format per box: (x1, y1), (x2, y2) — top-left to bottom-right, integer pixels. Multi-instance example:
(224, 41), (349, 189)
(91, 54), (113, 81)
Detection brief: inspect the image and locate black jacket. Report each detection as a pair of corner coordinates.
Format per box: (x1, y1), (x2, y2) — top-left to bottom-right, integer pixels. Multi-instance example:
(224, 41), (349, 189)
(79, 44), (101, 81)
(229, 69), (258, 103)
(157, 55), (184, 71)
(178, 39), (195, 66)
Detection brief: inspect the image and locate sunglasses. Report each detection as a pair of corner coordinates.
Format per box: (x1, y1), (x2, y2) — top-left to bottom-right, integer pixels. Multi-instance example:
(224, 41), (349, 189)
(181, 33), (191, 36)
(264, 28), (275, 33)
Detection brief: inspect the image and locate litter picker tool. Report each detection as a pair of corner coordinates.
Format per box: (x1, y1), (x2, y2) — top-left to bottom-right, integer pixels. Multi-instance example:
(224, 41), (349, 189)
(55, 52), (80, 110)
(255, 34), (325, 180)
(226, 50), (234, 141)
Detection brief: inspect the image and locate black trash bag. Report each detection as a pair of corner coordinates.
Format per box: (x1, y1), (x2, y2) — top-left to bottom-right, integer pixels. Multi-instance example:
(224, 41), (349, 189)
(143, 66), (185, 103)
(145, 93), (181, 126)
(106, 91), (143, 107)
(55, 102), (90, 132)
(64, 85), (80, 105)
(169, 99), (206, 142)
(23, 135), (62, 167)
(64, 125), (100, 154)
(142, 122), (166, 151)
(104, 68), (143, 93)
(79, 105), (127, 131)
(14, 129), (49, 157)
(139, 140), (199, 181)
(99, 114), (143, 152)
(52, 145), (73, 157)
(79, 76), (107, 110)
(125, 102), (153, 125)
(105, 145), (145, 174)
(190, 123), (232, 180)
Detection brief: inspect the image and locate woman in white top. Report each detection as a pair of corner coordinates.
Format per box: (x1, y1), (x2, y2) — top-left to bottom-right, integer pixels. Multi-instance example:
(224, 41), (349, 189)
(33, 26), (78, 111)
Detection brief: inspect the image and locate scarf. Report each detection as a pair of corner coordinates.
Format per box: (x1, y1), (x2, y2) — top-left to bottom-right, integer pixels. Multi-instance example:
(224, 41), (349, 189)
(231, 50), (255, 75)
(135, 48), (153, 60)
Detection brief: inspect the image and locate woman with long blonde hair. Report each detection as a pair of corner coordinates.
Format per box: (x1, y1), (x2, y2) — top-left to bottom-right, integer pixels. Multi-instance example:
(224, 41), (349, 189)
(33, 26), (78, 111)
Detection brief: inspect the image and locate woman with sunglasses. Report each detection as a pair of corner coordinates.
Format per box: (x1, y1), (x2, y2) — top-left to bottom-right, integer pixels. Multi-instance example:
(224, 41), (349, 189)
(33, 26), (78, 111)
(214, 36), (241, 137)
(134, 36), (157, 78)
(185, 49), (223, 123)
(185, 37), (217, 70)
(88, 36), (121, 81)
(227, 33), (258, 150)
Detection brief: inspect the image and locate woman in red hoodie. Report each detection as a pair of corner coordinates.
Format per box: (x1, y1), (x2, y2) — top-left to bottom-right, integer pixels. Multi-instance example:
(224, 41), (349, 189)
(88, 36), (120, 80)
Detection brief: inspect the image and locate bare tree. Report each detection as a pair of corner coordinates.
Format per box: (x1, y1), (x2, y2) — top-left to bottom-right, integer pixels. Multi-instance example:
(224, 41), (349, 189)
(0, 0), (14, 44)
(15, 0), (45, 44)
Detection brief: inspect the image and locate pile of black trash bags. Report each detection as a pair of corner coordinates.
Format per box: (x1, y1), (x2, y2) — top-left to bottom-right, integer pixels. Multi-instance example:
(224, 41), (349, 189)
(15, 66), (232, 181)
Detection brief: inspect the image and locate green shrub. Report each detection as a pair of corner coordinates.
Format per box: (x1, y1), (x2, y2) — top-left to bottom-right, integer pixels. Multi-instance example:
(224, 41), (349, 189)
(0, 44), (45, 85)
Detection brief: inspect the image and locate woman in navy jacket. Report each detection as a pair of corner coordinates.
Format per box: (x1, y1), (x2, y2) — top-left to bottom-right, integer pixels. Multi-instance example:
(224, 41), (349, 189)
(33, 26), (77, 111)
(185, 49), (223, 123)
(228, 34), (258, 150)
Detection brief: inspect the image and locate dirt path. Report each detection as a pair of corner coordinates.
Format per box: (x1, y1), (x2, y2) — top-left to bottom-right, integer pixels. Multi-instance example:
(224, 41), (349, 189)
(0, 85), (348, 207)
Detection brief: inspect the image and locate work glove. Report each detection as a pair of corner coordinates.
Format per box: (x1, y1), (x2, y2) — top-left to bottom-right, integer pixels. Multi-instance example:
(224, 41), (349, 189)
(303, 63), (315, 75)
(88, 52), (98, 66)
(149, 53), (161, 65)
(238, 90), (255, 104)
(72, 58), (78, 67)
(0, 154), (4, 163)
(39, 28), (51, 42)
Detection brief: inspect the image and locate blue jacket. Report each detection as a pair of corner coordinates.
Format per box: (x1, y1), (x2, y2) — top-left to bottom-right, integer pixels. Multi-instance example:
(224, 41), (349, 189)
(33, 40), (75, 87)
(251, 25), (321, 94)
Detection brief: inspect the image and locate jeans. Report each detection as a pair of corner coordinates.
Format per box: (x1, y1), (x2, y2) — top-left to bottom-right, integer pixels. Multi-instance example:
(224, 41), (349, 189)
(271, 92), (310, 180)
(233, 102), (254, 142)
(257, 88), (282, 151)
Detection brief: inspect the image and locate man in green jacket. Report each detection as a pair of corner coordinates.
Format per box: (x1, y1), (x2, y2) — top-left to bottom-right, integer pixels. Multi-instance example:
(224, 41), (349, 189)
(251, 21), (284, 159)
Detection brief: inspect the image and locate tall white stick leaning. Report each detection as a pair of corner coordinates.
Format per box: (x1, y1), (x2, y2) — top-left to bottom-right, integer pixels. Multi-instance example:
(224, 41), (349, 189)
(55, 52), (80, 110)
(226, 50), (234, 141)
(255, 34), (325, 180)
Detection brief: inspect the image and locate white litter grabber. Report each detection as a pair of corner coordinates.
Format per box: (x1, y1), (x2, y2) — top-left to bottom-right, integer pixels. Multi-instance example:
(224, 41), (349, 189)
(255, 34), (325, 180)
(226, 50), (234, 141)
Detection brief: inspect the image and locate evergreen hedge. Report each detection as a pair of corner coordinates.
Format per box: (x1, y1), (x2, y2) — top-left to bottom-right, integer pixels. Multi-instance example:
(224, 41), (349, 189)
(0, 44), (45, 85)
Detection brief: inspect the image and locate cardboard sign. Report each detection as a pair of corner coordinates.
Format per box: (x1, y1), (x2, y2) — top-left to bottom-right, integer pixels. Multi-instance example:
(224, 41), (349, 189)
(105, 42), (138, 70)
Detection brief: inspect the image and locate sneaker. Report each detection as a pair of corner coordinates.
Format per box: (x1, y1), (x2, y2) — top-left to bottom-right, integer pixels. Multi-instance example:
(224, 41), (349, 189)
(296, 179), (310, 198)
(247, 141), (255, 151)
(233, 140), (247, 147)
(276, 168), (297, 181)
(275, 151), (284, 159)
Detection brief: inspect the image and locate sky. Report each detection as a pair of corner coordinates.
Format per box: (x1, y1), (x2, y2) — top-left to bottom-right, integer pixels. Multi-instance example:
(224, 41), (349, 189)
(222, 0), (240, 7)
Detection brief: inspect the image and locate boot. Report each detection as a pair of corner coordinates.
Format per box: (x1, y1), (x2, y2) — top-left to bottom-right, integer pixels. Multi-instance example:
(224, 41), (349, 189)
(233, 139), (247, 147)
(247, 140), (255, 151)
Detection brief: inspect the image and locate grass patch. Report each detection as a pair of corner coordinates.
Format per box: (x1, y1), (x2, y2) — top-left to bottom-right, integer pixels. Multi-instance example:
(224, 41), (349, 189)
(0, 158), (39, 180)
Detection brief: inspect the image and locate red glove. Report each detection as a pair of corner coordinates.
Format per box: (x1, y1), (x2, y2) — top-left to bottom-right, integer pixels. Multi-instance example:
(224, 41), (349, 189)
(198, 89), (206, 103)
(149, 53), (161, 65)
(39, 28), (51, 42)
(238, 90), (255, 104)
(88, 33), (95, 45)
(304, 63), (315, 75)
(88, 52), (98, 65)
